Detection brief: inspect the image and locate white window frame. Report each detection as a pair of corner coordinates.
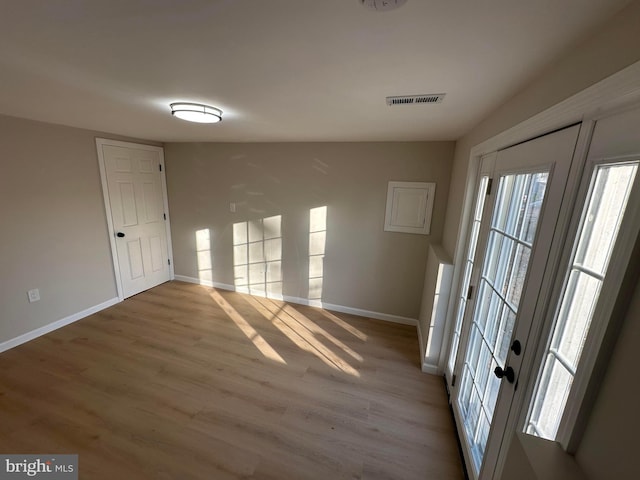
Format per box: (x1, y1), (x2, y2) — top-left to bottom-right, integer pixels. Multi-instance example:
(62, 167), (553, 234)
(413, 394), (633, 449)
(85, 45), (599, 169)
(440, 61), (640, 479)
(522, 152), (640, 450)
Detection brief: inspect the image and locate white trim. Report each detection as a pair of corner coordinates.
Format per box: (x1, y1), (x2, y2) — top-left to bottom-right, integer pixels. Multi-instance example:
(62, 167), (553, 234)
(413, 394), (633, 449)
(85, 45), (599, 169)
(421, 363), (440, 375)
(475, 121), (591, 477)
(445, 60), (640, 366)
(96, 140), (123, 299)
(384, 181), (436, 235)
(158, 147), (175, 281)
(442, 60), (640, 480)
(552, 154), (640, 450)
(442, 155), (487, 384)
(95, 138), (175, 301)
(417, 319), (426, 367)
(174, 274), (236, 291)
(489, 124), (589, 480)
(286, 296), (417, 326)
(468, 61), (640, 159)
(452, 396), (481, 480)
(417, 322), (440, 374)
(0, 298), (119, 354)
(417, 243), (454, 374)
(446, 62), (640, 358)
(175, 275), (418, 326)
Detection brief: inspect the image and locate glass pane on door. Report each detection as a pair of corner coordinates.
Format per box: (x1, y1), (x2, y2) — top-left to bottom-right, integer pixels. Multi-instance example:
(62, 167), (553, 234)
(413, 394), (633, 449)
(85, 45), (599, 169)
(457, 170), (549, 473)
(448, 176), (490, 374)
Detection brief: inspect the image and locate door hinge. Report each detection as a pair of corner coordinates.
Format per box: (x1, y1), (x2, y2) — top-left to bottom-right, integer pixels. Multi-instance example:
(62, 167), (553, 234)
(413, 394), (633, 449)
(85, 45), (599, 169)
(451, 374), (457, 387)
(163, 213), (167, 220)
(467, 285), (474, 300)
(159, 164), (162, 172)
(486, 178), (493, 195)
(167, 259), (171, 266)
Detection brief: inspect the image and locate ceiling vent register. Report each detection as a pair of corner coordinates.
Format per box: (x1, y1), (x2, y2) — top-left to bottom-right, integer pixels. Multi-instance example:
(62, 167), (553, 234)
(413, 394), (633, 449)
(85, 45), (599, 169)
(386, 94), (445, 106)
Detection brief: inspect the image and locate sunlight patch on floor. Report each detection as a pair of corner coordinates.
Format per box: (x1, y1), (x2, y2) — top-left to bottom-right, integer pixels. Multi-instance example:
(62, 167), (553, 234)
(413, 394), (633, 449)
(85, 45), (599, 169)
(243, 295), (361, 377)
(317, 309), (368, 341)
(208, 289), (286, 365)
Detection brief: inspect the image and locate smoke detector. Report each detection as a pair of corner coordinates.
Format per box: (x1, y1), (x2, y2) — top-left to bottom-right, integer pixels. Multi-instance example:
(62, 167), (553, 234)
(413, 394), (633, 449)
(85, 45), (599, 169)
(360, 0), (408, 12)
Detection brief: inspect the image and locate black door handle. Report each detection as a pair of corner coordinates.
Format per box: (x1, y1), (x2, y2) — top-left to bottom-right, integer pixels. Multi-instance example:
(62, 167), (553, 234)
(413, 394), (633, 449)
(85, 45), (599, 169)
(494, 365), (515, 383)
(116, 232), (125, 238)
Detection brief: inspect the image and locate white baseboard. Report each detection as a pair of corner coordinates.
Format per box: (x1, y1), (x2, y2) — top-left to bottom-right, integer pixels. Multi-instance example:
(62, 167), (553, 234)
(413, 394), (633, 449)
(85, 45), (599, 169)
(283, 294), (417, 326)
(417, 321), (427, 368)
(416, 322), (440, 375)
(421, 362), (440, 375)
(174, 275), (236, 292)
(0, 297), (120, 354)
(174, 275), (418, 326)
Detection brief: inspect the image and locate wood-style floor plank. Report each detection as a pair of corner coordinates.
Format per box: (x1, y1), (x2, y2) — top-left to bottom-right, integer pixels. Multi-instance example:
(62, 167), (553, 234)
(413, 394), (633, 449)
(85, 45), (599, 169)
(0, 281), (463, 479)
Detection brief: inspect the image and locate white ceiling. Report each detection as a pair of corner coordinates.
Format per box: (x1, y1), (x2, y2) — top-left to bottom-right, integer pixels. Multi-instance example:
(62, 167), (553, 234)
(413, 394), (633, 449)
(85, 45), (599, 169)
(0, 0), (631, 142)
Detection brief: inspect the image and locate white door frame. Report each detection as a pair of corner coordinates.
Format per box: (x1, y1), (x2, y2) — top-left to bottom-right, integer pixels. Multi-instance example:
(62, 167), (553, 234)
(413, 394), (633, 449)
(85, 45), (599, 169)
(452, 124), (583, 479)
(96, 138), (175, 301)
(442, 60), (640, 480)
(444, 61), (640, 381)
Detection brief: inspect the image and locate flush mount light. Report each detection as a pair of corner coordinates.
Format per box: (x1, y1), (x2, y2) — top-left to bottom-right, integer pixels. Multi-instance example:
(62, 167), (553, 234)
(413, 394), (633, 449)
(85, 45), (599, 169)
(170, 102), (222, 123)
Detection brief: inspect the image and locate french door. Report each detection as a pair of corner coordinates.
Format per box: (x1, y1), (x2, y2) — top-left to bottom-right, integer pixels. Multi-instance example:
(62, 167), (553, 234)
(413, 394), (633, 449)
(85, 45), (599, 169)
(451, 124), (581, 479)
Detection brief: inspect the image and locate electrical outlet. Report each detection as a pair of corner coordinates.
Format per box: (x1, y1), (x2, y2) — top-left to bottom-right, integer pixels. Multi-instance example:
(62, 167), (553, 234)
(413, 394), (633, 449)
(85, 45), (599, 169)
(27, 288), (40, 303)
(230, 202), (236, 213)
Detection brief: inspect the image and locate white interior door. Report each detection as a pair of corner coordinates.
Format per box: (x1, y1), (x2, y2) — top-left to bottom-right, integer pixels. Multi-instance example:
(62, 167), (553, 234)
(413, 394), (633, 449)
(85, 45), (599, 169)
(97, 140), (172, 299)
(451, 125), (581, 479)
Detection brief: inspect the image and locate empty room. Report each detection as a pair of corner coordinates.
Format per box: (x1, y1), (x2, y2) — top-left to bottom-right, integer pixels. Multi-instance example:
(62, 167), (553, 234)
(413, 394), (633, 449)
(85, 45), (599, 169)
(1, 1), (640, 479)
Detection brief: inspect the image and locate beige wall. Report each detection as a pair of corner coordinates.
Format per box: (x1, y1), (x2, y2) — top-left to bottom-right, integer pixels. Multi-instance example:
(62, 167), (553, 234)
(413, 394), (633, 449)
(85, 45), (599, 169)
(164, 142), (454, 320)
(575, 272), (640, 479)
(0, 114), (159, 344)
(500, 276), (640, 480)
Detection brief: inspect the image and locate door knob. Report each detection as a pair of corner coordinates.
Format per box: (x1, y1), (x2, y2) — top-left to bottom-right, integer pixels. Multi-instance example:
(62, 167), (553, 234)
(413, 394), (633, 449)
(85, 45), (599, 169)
(116, 232), (125, 238)
(494, 365), (515, 383)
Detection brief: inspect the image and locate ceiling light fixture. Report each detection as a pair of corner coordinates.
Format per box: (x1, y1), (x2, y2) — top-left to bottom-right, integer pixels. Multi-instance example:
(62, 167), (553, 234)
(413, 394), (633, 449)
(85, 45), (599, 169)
(360, 0), (407, 12)
(170, 102), (222, 123)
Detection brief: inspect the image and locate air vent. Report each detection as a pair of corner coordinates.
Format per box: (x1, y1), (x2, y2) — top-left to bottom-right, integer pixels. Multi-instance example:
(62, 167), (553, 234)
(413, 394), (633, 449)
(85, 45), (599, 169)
(386, 94), (446, 106)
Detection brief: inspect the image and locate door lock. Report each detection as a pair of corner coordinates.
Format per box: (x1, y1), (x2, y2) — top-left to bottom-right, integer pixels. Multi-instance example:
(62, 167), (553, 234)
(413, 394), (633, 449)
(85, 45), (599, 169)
(494, 365), (515, 383)
(510, 339), (522, 356)
(116, 232), (125, 238)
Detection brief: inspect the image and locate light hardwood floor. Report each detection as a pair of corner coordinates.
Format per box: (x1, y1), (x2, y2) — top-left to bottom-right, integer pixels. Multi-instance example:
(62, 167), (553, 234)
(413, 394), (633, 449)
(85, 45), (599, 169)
(0, 281), (464, 479)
